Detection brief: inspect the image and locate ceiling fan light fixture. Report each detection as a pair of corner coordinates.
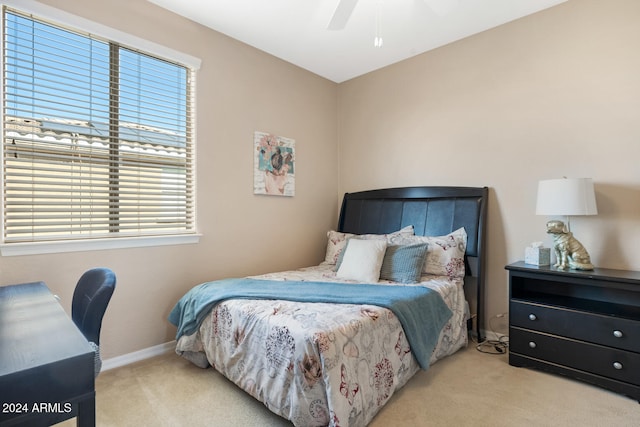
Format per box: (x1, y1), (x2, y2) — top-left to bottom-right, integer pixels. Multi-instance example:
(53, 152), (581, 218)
(374, 0), (383, 48)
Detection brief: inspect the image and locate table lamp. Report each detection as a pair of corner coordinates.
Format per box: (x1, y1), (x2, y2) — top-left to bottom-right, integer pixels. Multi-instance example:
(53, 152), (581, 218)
(536, 177), (597, 270)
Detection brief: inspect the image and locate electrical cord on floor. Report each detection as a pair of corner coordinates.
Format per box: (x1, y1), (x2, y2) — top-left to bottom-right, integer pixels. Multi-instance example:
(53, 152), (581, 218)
(474, 313), (510, 355)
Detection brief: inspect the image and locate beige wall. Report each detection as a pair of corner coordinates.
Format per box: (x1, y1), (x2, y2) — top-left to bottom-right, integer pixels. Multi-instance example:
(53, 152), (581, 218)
(2, 0), (638, 358)
(0, 0), (339, 358)
(338, 0), (640, 328)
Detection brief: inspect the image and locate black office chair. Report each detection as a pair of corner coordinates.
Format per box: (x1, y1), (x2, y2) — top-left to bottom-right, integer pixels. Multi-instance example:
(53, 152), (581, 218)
(72, 268), (116, 377)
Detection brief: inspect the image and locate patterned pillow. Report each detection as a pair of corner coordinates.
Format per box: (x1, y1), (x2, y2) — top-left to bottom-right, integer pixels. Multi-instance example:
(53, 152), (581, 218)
(323, 225), (414, 265)
(379, 243), (429, 283)
(388, 228), (467, 278)
(336, 239), (388, 283)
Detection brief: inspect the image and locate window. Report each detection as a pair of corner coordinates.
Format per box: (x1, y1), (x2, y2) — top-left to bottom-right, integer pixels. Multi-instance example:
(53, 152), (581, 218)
(1, 6), (197, 254)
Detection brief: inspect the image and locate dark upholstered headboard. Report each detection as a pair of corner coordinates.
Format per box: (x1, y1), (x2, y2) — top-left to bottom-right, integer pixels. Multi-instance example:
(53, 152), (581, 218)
(337, 186), (488, 341)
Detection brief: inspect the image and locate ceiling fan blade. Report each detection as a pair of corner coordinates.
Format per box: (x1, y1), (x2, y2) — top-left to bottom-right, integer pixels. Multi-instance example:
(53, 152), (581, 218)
(327, 0), (359, 31)
(423, 0), (459, 17)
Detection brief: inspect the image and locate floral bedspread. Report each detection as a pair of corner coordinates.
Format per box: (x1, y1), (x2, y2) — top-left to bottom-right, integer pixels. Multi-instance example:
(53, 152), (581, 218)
(175, 264), (468, 427)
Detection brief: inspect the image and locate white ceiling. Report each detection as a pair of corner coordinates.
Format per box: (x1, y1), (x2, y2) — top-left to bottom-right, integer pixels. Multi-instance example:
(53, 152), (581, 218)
(148, 0), (567, 83)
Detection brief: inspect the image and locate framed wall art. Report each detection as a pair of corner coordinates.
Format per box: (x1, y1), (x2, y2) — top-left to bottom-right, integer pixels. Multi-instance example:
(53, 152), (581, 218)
(253, 131), (295, 196)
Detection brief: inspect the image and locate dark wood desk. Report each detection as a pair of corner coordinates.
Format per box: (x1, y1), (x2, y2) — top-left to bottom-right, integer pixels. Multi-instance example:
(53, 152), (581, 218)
(0, 282), (95, 427)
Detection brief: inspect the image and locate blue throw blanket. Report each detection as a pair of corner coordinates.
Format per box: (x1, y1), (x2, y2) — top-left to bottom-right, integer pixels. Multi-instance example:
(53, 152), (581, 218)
(168, 278), (452, 370)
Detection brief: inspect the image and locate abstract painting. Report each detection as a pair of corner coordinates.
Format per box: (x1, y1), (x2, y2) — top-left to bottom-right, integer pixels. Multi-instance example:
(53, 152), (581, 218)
(254, 131), (295, 196)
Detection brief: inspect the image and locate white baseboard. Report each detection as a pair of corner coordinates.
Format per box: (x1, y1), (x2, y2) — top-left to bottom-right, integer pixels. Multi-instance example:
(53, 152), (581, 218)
(100, 330), (505, 371)
(102, 340), (176, 371)
(101, 330), (507, 372)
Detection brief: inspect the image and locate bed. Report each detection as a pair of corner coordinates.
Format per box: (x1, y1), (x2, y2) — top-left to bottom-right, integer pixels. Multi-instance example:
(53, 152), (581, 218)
(170, 186), (488, 427)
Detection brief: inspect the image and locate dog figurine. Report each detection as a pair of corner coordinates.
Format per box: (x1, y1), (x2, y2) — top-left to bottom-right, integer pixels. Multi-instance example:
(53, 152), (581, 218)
(546, 220), (594, 270)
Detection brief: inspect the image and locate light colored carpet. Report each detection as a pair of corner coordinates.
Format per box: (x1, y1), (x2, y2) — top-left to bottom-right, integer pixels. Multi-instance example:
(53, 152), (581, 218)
(60, 344), (638, 426)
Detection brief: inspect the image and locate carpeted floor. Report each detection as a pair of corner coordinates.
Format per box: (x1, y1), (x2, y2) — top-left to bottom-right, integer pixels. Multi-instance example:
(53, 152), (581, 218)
(60, 344), (638, 426)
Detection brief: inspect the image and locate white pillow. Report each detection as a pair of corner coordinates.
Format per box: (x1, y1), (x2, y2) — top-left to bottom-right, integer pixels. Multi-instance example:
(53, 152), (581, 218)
(323, 225), (414, 265)
(336, 239), (387, 283)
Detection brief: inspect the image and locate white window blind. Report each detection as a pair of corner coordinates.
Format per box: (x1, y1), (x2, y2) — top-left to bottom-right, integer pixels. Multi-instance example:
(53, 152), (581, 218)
(2, 7), (196, 245)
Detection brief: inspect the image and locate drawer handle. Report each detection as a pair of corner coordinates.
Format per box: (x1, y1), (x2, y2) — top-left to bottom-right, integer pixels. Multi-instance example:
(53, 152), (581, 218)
(528, 341), (537, 349)
(613, 330), (623, 338)
(528, 314), (537, 321)
(613, 362), (623, 370)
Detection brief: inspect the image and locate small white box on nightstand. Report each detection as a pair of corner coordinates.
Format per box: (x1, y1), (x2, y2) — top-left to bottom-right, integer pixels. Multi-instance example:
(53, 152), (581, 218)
(525, 246), (551, 266)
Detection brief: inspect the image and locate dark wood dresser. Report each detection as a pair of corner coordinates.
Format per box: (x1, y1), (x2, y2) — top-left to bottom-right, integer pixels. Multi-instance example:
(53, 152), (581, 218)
(506, 261), (640, 401)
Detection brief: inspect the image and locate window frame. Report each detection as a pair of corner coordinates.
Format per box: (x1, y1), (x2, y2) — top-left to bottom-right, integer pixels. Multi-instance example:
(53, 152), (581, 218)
(0, 1), (201, 256)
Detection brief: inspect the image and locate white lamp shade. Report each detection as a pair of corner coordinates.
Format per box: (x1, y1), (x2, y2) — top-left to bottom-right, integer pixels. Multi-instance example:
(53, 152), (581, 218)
(536, 178), (598, 216)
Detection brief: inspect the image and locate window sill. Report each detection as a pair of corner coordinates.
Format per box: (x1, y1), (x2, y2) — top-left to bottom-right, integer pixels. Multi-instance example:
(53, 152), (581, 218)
(0, 234), (201, 256)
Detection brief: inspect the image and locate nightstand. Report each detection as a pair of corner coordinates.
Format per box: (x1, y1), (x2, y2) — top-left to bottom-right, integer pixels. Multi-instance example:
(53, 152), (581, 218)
(506, 261), (640, 401)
